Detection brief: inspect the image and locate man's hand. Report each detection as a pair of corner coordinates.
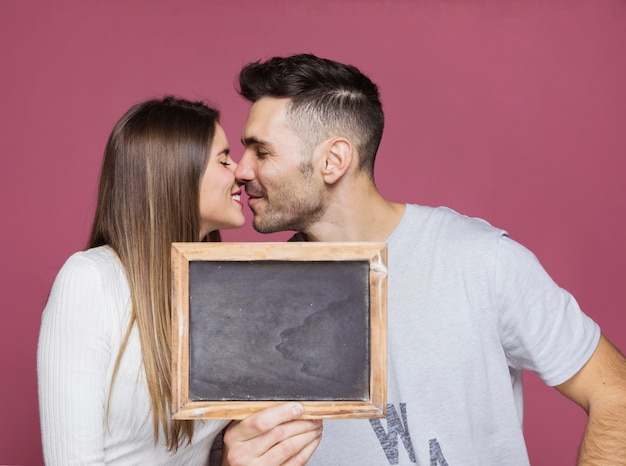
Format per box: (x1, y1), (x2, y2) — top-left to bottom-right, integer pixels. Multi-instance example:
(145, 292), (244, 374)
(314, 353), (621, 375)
(222, 403), (323, 466)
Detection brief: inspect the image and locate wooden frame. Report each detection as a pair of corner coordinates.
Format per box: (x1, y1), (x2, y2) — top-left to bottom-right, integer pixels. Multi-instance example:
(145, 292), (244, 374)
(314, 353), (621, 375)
(171, 242), (387, 420)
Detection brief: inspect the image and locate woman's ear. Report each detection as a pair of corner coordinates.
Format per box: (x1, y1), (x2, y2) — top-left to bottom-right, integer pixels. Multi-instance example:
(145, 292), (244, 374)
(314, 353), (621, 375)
(321, 138), (353, 184)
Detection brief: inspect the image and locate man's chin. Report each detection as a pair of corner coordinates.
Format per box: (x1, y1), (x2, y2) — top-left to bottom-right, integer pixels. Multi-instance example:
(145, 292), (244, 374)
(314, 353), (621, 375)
(251, 217), (268, 233)
(252, 221), (279, 234)
(252, 216), (290, 234)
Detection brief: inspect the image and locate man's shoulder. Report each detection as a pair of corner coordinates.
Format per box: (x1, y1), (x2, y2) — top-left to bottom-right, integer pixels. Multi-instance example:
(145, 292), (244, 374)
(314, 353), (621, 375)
(407, 204), (506, 237)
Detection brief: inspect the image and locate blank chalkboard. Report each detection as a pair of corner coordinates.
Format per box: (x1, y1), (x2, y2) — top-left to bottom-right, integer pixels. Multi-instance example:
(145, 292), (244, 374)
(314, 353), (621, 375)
(171, 242), (387, 420)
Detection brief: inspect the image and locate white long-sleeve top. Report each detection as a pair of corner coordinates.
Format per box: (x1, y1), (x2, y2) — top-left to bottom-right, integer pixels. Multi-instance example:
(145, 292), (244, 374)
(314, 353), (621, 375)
(38, 245), (228, 465)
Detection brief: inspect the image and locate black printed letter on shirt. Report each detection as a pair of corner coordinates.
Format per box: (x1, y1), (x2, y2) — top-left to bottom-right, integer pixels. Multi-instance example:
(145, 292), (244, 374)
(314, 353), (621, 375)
(369, 403), (417, 464)
(429, 438), (449, 466)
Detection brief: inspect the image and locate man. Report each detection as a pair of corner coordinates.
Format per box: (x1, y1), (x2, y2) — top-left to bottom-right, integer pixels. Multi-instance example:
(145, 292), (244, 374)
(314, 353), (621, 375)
(223, 54), (626, 465)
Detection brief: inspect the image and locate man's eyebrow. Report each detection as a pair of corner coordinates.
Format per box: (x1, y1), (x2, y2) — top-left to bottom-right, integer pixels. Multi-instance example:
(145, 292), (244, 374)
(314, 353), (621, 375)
(241, 136), (261, 147)
(241, 136), (274, 152)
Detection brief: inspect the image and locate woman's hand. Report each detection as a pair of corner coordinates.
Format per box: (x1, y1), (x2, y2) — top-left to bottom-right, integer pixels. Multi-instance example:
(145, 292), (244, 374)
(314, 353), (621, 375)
(222, 403), (322, 466)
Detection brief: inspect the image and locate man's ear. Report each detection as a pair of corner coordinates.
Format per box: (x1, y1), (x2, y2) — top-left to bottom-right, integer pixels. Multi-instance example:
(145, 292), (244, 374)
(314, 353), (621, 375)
(321, 138), (353, 184)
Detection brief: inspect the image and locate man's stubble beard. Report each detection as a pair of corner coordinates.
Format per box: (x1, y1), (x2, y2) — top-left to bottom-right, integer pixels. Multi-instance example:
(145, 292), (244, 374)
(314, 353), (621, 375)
(251, 188), (327, 234)
(251, 160), (327, 234)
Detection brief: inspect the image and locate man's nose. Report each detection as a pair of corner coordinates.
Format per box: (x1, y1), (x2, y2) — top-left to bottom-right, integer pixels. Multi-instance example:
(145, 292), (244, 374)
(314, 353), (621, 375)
(234, 152), (254, 182)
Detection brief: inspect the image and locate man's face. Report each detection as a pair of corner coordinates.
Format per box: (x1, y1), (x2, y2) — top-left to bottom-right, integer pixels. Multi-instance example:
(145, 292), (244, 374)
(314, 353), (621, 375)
(236, 97), (327, 233)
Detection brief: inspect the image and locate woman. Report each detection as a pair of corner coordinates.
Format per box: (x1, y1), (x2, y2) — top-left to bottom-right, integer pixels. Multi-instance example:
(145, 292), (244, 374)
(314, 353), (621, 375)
(37, 96), (244, 464)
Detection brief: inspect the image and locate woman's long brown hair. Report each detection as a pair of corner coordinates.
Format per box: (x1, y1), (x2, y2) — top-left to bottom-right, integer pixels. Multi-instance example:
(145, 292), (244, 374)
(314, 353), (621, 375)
(88, 96), (220, 450)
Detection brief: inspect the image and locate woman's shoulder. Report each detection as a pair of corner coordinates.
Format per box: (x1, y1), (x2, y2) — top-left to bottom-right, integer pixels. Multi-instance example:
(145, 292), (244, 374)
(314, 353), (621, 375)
(46, 246), (130, 321)
(63, 245), (120, 268)
(55, 245), (124, 288)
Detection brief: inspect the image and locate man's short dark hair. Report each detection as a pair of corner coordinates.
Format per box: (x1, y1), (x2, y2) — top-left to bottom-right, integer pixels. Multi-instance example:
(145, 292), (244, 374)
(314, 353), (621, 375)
(238, 54), (384, 177)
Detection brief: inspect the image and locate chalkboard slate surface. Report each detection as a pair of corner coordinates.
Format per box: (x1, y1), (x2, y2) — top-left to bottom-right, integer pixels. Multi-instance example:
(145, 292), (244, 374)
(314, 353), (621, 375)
(188, 260), (370, 401)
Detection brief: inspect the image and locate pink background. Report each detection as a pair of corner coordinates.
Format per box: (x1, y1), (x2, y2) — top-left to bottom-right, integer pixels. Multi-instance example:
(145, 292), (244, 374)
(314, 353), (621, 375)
(1, 1), (625, 464)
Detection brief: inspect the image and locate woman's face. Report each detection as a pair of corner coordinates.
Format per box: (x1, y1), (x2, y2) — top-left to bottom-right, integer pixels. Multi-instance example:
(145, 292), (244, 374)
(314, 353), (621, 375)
(198, 123), (245, 238)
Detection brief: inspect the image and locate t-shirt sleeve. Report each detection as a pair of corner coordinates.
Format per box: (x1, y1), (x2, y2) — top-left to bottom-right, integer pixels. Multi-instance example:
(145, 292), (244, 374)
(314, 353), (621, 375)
(37, 253), (112, 465)
(496, 235), (600, 386)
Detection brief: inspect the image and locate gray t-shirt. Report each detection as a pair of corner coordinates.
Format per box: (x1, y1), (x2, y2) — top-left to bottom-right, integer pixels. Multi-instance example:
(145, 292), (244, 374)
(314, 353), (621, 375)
(307, 204), (600, 465)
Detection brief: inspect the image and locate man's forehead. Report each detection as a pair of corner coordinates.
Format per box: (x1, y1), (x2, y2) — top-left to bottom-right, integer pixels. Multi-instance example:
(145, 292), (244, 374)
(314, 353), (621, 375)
(248, 97), (290, 122)
(242, 98), (295, 143)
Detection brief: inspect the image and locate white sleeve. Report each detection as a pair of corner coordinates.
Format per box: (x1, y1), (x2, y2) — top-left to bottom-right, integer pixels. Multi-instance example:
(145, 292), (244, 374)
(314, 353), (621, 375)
(37, 253), (113, 465)
(497, 235), (600, 386)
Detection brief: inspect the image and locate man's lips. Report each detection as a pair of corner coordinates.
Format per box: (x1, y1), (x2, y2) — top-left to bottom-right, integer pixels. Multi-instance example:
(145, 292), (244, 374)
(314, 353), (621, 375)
(242, 184), (265, 206)
(244, 189), (264, 201)
(245, 193), (265, 212)
(247, 195), (262, 205)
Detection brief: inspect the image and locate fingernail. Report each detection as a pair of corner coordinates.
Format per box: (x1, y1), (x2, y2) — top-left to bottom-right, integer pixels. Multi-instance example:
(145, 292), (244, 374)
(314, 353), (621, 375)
(292, 403), (304, 416)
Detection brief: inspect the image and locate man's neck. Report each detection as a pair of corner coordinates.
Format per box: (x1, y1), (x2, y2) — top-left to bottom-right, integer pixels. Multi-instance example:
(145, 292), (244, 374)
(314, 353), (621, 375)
(301, 186), (405, 243)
